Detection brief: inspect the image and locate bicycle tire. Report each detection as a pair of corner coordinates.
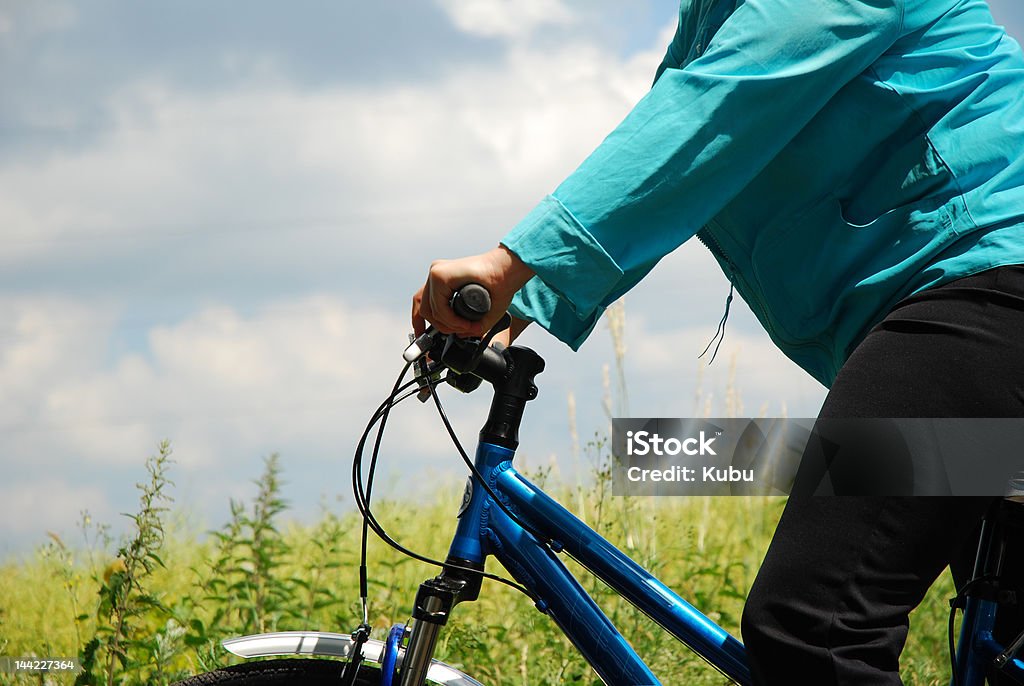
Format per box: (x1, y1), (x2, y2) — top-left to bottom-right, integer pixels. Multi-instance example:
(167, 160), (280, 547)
(173, 658), (485, 686)
(173, 659), (386, 686)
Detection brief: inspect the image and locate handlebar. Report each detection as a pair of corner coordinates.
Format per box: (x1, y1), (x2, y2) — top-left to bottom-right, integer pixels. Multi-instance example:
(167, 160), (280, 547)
(405, 283), (508, 381)
(404, 284), (544, 449)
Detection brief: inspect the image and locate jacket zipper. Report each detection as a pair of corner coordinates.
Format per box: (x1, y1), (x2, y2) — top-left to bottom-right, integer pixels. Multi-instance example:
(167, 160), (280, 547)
(695, 227), (830, 356)
(696, 228), (776, 340)
(696, 227), (840, 382)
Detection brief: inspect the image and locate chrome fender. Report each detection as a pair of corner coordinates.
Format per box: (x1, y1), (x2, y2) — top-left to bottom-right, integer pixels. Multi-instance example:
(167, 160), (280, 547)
(222, 631), (484, 686)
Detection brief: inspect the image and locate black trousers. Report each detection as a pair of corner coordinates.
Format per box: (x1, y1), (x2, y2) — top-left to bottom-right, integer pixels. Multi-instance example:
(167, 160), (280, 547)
(742, 266), (1024, 685)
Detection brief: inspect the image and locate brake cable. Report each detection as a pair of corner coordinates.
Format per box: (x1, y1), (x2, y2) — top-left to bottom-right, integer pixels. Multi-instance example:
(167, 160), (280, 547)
(351, 363), (539, 635)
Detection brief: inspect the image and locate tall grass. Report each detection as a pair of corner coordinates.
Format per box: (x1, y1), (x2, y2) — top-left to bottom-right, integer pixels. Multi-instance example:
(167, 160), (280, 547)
(0, 442), (960, 685)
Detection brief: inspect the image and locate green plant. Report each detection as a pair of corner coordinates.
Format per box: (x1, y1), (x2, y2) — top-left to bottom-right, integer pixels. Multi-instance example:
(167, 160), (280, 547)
(201, 455), (299, 643)
(76, 441), (175, 686)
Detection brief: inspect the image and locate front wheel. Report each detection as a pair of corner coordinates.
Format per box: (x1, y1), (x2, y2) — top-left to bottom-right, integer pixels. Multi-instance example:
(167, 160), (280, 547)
(173, 658), (484, 686)
(174, 659), (384, 685)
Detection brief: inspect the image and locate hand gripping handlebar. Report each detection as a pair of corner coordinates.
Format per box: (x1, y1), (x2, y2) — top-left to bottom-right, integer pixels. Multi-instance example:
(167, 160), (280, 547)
(403, 283), (492, 363)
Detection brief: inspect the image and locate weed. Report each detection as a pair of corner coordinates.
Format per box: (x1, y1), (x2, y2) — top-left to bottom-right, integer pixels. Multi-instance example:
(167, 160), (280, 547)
(76, 440), (175, 686)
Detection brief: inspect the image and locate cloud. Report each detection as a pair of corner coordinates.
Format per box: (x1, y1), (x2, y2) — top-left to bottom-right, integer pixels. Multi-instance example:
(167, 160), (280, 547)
(988, 0), (1024, 38)
(0, 3), (503, 158)
(0, 0), (77, 37)
(0, 295), (432, 468)
(0, 482), (112, 538)
(0, 18), (671, 297)
(620, 301), (828, 420)
(0, 292), (483, 548)
(435, 0), (575, 39)
(0, 288), (824, 553)
(0, 296), (116, 440)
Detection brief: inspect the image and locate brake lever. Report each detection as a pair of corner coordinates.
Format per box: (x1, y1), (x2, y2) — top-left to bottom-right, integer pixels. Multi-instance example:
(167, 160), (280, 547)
(403, 327), (436, 363)
(405, 312), (512, 400)
(404, 311), (510, 362)
(407, 334), (445, 402)
(476, 313), (511, 353)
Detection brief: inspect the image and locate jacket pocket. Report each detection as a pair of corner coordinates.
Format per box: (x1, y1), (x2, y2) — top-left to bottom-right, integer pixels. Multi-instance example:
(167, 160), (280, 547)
(837, 136), (955, 228)
(750, 193), (962, 341)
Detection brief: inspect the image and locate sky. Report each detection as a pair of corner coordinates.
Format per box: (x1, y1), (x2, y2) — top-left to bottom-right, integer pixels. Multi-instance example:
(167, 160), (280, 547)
(3, 0), (1023, 557)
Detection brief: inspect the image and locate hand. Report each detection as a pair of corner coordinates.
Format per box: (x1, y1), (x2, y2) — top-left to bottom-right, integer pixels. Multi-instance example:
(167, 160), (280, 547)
(412, 245), (534, 340)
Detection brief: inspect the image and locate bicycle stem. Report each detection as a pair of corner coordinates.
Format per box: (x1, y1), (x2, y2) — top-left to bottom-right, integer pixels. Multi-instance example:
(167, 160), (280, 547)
(477, 346), (544, 450)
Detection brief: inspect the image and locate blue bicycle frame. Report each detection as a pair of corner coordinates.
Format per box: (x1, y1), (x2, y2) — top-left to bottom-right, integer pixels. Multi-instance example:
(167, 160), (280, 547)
(957, 596), (1024, 684)
(448, 440), (750, 685)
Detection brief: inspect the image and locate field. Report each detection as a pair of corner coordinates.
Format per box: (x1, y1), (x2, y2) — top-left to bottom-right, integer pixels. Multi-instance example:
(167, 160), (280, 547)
(0, 442), (960, 686)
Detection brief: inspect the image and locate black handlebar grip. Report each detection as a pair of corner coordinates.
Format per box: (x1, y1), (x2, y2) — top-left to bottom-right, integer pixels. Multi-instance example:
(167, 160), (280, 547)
(451, 283), (491, 322)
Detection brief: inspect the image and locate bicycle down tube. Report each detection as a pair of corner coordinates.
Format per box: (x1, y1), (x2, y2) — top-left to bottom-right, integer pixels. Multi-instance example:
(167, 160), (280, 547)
(954, 500), (1024, 685)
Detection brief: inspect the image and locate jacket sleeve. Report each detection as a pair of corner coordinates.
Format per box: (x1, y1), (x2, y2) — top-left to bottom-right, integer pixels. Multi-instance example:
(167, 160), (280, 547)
(502, 0), (903, 349)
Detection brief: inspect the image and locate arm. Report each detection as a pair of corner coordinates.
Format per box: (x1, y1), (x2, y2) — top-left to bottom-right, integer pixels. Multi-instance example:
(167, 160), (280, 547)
(504, 0), (904, 348)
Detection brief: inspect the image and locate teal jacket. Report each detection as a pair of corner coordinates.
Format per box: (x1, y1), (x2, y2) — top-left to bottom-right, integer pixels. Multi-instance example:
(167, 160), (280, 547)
(501, 0), (1024, 386)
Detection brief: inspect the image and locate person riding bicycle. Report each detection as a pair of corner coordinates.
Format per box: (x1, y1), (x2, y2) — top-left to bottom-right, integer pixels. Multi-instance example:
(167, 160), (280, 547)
(413, 1), (1024, 683)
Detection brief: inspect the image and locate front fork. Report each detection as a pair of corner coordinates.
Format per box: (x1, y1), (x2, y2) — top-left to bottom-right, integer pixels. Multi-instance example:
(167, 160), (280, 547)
(398, 560), (484, 686)
(397, 442), (526, 686)
(397, 444), (517, 686)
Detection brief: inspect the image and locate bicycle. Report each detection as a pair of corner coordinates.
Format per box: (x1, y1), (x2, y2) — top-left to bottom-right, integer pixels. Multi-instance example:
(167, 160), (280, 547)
(175, 285), (1024, 685)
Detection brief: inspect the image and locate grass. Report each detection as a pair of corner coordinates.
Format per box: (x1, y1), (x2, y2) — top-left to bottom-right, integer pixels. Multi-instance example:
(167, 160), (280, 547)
(0, 441), (963, 685)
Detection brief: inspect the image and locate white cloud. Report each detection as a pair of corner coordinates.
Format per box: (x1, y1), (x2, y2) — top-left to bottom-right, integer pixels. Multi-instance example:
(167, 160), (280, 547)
(0, 482), (112, 537)
(0, 290), (822, 549)
(2, 0), (77, 38)
(987, 1), (1024, 39)
(0, 4), (828, 553)
(0, 292), (487, 545)
(0, 19), (671, 263)
(435, 0), (575, 39)
(0, 297), (115, 431)
(0, 295), (434, 469)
